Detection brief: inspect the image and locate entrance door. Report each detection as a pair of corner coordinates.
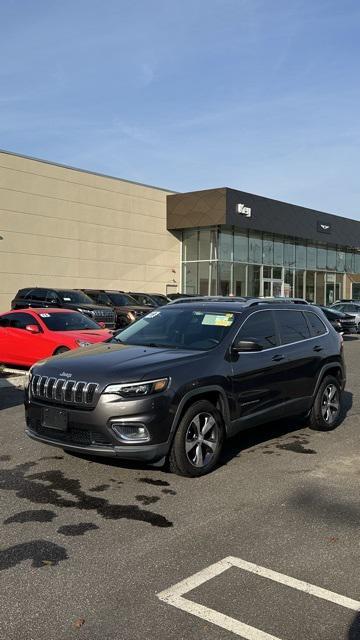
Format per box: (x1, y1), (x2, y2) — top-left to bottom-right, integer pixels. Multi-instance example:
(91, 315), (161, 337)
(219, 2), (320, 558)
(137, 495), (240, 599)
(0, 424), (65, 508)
(263, 279), (283, 298)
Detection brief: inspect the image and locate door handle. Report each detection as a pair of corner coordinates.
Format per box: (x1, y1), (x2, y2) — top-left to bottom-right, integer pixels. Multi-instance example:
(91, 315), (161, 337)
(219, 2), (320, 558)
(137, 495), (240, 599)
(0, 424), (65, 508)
(272, 354), (285, 362)
(313, 345), (323, 352)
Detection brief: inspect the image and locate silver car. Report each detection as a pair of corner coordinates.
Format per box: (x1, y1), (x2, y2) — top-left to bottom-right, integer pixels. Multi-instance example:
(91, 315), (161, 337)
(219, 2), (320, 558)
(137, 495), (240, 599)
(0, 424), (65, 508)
(331, 302), (360, 331)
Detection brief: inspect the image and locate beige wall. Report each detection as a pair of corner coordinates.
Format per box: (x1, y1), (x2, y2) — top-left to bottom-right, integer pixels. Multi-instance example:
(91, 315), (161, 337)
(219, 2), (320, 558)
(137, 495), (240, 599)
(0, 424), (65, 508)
(0, 151), (180, 311)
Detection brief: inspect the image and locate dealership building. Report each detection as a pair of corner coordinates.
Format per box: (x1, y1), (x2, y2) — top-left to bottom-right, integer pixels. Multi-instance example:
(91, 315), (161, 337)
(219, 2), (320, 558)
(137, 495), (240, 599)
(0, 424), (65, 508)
(1, 148), (360, 311)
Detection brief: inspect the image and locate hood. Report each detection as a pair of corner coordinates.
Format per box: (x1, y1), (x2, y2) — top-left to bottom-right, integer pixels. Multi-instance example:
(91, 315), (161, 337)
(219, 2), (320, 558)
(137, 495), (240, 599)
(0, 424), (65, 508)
(55, 329), (112, 342)
(63, 303), (112, 313)
(113, 305), (150, 313)
(33, 342), (204, 386)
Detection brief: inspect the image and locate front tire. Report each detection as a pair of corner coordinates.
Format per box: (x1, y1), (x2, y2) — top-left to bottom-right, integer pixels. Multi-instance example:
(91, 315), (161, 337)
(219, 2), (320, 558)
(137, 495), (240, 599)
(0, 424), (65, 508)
(169, 400), (224, 477)
(53, 346), (70, 355)
(309, 375), (342, 431)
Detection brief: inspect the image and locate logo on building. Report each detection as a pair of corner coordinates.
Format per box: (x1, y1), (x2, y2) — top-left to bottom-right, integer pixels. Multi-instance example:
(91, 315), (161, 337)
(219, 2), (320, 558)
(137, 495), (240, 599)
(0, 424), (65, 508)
(317, 221), (331, 234)
(236, 203), (252, 218)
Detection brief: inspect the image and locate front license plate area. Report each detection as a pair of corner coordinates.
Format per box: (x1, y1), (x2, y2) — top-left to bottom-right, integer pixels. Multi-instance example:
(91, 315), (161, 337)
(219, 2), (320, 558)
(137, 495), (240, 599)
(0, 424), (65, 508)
(41, 408), (68, 431)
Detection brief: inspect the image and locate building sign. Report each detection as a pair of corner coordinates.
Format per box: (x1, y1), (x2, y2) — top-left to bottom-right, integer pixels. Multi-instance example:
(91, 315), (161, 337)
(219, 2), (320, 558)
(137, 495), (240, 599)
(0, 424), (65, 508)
(317, 221), (332, 234)
(236, 203), (252, 218)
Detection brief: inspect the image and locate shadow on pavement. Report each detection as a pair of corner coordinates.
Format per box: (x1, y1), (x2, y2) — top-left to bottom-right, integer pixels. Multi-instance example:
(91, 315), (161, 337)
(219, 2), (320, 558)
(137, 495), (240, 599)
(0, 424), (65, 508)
(0, 388), (24, 410)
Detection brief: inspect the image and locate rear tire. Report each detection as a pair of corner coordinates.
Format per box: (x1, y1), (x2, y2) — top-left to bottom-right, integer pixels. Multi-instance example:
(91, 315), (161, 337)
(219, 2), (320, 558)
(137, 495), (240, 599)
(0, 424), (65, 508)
(309, 375), (342, 431)
(53, 346), (70, 355)
(168, 400), (224, 477)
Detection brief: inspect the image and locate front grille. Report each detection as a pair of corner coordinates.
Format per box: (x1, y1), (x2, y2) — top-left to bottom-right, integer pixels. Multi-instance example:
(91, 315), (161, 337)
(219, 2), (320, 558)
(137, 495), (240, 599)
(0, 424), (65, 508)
(92, 309), (115, 325)
(31, 375), (98, 406)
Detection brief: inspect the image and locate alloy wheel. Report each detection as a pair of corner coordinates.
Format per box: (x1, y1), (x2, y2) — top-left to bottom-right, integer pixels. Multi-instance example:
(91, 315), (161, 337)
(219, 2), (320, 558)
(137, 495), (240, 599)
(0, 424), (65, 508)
(321, 384), (340, 425)
(185, 412), (220, 468)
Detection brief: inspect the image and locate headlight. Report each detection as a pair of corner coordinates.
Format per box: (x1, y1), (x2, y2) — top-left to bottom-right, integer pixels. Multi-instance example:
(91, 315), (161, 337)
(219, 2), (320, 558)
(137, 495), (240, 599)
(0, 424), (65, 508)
(103, 378), (169, 397)
(76, 339), (92, 347)
(127, 311), (136, 322)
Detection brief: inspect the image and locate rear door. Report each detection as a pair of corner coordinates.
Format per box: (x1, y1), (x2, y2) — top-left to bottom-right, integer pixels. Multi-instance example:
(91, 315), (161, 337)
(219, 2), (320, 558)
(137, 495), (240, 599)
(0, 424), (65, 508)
(274, 309), (319, 407)
(231, 309), (288, 420)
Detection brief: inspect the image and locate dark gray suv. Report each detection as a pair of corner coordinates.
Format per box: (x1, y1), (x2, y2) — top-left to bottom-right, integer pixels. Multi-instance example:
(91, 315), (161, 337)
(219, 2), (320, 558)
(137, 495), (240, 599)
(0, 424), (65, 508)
(25, 301), (345, 477)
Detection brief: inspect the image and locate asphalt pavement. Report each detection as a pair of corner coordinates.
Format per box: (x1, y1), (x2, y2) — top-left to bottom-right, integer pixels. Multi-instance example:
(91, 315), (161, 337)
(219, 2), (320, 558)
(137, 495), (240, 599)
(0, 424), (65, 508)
(1, 339), (360, 640)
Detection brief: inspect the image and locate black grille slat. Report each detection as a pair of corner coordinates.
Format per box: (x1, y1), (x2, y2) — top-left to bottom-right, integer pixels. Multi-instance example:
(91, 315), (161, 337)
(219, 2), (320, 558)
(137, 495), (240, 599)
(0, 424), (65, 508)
(64, 381), (75, 402)
(46, 378), (56, 399)
(30, 375), (98, 407)
(55, 379), (64, 401)
(85, 383), (97, 404)
(75, 382), (86, 403)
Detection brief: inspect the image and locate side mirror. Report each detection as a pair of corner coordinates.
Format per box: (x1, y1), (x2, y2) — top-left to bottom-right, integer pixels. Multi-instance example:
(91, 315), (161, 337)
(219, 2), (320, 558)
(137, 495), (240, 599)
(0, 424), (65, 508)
(232, 339), (263, 352)
(25, 324), (40, 334)
(98, 321), (106, 328)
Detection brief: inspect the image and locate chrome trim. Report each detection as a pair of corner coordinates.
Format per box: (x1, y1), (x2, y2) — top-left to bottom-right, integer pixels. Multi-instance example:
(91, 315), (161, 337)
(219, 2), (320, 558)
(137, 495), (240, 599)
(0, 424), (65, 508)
(31, 375), (99, 406)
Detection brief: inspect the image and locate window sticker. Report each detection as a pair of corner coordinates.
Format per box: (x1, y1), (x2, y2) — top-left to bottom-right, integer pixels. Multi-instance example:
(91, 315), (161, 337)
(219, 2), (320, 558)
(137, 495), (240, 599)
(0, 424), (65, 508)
(202, 313), (234, 327)
(39, 313), (51, 318)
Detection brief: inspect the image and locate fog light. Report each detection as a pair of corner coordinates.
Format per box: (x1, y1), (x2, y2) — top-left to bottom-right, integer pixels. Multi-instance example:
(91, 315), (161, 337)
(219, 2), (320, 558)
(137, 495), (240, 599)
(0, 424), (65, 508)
(111, 423), (150, 443)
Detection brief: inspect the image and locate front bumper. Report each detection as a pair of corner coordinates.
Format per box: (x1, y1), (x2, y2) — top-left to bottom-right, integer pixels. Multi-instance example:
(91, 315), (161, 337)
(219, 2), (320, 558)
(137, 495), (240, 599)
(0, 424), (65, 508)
(25, 428), (169, 461)
(25, 390), (174, 463)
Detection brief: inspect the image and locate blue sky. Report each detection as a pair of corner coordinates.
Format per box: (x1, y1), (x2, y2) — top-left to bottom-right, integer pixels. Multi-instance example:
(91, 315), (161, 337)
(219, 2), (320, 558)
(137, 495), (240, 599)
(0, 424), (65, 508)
(1, 0), (360, 217)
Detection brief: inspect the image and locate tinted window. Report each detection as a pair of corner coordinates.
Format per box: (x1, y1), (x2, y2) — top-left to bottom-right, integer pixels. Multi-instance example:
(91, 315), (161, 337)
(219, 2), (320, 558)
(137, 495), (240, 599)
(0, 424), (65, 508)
(306, 312), (327, 337)
(30, 289), (48, 301)
(106, 293), (138, 306)
(39, 312), (101, 331)
(0, 314), (11, 327)
(46, 290), (59, 303)
(236, 311), (278, 350)
(276, 310), (310, 345)
(7, 313), (39, 330)
(92, 293), (111, 305)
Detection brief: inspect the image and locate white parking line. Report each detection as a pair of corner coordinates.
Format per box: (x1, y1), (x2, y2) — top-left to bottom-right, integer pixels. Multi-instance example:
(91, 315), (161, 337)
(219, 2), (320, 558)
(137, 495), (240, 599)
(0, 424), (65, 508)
(157, 556), (360, 639)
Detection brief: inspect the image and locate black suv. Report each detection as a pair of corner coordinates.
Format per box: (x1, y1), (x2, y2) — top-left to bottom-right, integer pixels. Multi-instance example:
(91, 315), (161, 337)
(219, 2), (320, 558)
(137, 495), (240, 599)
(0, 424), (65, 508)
(81, 290), (149, 329)
(11, 288), (116, 328)
(25, 302), (345, 477)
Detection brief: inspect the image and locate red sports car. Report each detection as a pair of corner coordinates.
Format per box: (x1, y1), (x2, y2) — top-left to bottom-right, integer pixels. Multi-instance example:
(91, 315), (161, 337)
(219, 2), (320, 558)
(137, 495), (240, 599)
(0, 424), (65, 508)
(0, 308), (113, 367)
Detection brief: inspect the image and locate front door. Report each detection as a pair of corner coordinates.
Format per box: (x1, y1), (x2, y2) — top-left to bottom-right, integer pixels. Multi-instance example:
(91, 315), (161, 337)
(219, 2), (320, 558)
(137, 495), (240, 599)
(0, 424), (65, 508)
(231, 309), (289, 422)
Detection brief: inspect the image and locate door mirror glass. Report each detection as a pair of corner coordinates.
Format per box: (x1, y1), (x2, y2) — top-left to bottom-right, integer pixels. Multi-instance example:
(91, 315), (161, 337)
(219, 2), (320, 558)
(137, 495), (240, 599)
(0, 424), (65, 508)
(233, 339), (263, 352)
(25, 324), (40, 334)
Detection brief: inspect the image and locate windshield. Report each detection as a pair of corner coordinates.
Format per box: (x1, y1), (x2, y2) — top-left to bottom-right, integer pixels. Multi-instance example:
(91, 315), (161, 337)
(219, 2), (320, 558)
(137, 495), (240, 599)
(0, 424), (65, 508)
(107, 292), (138, 306)
(59, 290), (94, 304)
(39, 312), (103, 331)
(150, 294), (168, 306)
(112, 308), (236, 350)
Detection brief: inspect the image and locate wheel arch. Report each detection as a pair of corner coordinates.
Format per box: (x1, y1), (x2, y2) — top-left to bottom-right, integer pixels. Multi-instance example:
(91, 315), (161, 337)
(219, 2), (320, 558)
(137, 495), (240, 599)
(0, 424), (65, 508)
(169, 386), (231, 443)
(313, 363), (345, 398)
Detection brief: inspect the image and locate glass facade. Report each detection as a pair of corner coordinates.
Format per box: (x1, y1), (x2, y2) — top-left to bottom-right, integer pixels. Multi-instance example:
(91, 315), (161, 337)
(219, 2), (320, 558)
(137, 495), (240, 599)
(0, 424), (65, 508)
(181, 226), (360, 304)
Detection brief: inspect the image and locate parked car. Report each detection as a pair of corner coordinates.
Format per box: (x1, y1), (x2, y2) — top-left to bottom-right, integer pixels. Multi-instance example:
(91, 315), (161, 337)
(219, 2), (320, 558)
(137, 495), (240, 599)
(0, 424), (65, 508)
(0, 309), (112, 367)
(81, 290), (149, 329)
(167, 293), (194, 300)
(331, 302), (360, 330)
(318, 306), (357, 334)
(129, 292), (169, 307)
(25, 301), (345, 477)
(11, 288), (116, 328)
